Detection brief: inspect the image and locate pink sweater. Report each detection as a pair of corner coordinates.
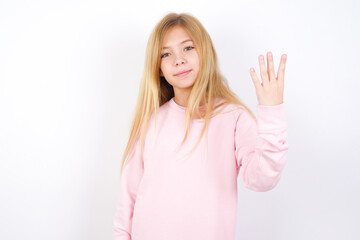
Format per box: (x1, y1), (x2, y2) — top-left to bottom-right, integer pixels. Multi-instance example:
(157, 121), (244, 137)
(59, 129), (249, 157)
(113, 97), (288, 240)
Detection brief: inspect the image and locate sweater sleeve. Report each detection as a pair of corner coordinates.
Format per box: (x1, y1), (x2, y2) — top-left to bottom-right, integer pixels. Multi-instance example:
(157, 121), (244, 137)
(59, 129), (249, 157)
(234, 103), (289, 192)
(113, 139), (144, 239)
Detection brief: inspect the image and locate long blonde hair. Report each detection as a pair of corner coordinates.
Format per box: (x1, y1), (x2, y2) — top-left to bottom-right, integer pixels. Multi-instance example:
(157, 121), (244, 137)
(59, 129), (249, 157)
(119, 12), (257, 176)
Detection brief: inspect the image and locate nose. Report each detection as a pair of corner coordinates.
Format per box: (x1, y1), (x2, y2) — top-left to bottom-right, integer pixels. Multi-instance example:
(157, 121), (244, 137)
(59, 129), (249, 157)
(174, 54), (186, 66)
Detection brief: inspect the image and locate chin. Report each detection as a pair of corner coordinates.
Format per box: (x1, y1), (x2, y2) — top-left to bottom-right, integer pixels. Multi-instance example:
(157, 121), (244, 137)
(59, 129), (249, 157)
(174, 82), (195, 89)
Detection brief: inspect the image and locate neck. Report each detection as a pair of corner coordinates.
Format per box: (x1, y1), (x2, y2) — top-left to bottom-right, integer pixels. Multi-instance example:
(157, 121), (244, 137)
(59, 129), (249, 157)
(173, 88), (206, 107)
(173, 96), (206, 108)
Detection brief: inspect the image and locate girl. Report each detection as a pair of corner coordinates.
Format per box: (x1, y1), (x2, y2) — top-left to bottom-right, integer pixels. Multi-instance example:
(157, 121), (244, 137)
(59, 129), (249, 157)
(113, 12), (288, 240)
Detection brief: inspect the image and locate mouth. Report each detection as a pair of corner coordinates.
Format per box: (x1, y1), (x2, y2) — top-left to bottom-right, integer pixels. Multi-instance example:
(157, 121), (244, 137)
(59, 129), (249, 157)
(174, 69), (192, 77)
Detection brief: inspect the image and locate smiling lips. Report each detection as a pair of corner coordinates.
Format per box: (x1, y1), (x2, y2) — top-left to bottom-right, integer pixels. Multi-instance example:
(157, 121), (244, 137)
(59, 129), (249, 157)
(174, 69), (192, 77)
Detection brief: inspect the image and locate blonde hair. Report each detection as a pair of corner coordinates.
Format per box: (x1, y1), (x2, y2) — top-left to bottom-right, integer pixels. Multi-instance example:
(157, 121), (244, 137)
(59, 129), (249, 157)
(119, 12), (257, 175)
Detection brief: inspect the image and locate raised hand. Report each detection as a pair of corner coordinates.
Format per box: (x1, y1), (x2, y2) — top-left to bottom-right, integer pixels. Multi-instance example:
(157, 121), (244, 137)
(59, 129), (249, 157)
(249, 52), (287, 106)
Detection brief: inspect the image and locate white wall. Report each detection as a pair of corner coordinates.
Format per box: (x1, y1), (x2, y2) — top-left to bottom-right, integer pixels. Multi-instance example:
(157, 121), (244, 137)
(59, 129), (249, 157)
(1, 0), (359, 239)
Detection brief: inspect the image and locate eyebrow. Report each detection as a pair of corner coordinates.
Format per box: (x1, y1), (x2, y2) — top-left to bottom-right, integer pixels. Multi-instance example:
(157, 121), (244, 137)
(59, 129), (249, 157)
(162, 39), (193, 50)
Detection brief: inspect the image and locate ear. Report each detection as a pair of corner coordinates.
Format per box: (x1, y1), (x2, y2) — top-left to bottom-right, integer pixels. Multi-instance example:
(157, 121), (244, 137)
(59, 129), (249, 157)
(160, 70), (164, 77)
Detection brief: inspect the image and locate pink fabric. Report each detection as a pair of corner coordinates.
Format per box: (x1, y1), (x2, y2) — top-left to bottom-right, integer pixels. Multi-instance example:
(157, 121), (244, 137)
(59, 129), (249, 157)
(113, 97), (289, 240)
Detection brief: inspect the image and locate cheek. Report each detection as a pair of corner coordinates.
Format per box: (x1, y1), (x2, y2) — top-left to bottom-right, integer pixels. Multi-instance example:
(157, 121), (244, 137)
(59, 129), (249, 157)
(160, 62), (171, 75)
(190, 53), (200, 67)
(160, 63), (165, 74)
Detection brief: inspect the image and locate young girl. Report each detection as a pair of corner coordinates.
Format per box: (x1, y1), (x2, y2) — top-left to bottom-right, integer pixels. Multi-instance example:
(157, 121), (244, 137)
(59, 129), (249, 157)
(113, 12), (288, 240)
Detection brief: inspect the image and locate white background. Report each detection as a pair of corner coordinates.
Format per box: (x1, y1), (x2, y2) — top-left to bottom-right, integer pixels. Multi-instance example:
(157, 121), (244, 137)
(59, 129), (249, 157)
(1, 0), (359, 239)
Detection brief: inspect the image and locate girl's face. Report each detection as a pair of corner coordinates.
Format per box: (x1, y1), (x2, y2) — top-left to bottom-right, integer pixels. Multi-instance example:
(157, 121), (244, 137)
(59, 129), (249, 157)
(160, 26), (199, 98)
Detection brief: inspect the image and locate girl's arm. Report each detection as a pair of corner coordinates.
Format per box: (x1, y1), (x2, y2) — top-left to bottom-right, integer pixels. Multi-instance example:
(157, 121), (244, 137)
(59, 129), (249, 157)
(235, 103), (288, 192)
(113, 140), (144, 240)
(235, 52), (288, 191)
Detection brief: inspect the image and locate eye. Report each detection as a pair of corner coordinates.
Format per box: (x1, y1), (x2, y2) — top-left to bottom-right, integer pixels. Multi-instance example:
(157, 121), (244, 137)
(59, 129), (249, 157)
(160, 46), (194, 59)
(161, 53), (169, 58)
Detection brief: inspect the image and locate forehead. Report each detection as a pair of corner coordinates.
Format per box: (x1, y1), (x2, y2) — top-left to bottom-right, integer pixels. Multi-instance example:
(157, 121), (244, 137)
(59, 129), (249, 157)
(161, 26), (193, 49)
